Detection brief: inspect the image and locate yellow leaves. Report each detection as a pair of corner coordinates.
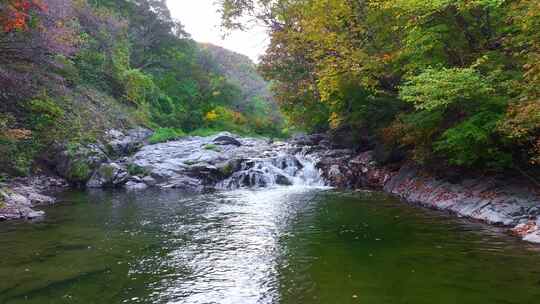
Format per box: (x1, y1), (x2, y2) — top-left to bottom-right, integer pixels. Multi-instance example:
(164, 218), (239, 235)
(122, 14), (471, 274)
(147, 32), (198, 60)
(204, 110), (219, 122)
(329, 112), (343, 130)
(205, 107), (247, 126)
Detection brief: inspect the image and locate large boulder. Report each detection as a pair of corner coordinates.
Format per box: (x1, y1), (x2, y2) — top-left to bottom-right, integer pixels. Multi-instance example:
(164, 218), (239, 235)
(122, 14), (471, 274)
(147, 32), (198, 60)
(0, 175), (61, 221)
(51, 143), (108, 186)
(129, 133), (276, 191)
(105, 127), (153, 157)
(87, 163), (129, 188)
(212, 135), (242, 147)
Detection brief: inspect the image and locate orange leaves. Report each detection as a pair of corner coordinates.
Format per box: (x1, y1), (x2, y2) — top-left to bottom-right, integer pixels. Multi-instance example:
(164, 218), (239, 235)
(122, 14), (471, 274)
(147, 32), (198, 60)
(2, 128), (32, 141)
(0, 0), (47, 33)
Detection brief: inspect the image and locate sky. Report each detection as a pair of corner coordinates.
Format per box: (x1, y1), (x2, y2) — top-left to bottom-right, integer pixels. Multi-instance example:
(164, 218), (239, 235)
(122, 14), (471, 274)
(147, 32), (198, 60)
(166, 1), (269, 62)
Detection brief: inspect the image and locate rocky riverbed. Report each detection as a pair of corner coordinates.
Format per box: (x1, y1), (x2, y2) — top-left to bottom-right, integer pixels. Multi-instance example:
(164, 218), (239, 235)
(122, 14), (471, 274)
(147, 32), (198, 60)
(1, 129), (540, 244)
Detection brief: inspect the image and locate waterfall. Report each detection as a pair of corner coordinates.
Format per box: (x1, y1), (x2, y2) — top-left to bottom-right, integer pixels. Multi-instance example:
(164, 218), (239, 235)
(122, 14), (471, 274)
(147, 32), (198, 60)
(218, 152), (325, 190)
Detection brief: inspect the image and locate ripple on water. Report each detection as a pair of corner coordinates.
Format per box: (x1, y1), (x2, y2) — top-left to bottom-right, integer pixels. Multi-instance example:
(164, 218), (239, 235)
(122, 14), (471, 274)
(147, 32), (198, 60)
(0, 188), (540, 304)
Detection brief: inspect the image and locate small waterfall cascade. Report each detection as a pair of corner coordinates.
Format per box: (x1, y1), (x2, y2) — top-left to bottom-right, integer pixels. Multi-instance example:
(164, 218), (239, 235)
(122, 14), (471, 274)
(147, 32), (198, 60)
(218, 152), (325, 190)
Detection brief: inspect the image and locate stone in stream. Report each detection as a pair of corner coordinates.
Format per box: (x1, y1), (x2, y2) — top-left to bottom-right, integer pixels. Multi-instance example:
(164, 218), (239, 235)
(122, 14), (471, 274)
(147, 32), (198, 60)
(87, 163), (129, 188)
(212, 135), (242, 146)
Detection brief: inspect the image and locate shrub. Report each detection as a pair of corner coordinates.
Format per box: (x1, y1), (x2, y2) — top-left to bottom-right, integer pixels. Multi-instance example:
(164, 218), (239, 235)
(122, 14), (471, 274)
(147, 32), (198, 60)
(127, 164), (148, 176)
(148, 128), (185, 144)
(434, 111), (512, 168)
(122, 69), (157, 106)
(66, 160), (92, 184)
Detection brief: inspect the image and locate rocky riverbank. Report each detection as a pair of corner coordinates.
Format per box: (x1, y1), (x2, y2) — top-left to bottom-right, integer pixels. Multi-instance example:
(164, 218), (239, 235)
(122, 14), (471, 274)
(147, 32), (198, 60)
(2, 130), (540, 245)
(292, 134), (540, 244)
(0, 129), (319, 220)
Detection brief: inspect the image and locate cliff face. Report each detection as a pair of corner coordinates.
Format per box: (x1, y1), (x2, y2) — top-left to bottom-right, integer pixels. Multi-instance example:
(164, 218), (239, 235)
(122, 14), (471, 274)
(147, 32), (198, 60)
(290, 134), (540, 244)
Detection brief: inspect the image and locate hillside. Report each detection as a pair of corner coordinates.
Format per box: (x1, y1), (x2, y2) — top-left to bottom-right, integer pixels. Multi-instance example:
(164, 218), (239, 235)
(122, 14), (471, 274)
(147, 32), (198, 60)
(0, 0), (284, 178)
(199, 43), (283, 127)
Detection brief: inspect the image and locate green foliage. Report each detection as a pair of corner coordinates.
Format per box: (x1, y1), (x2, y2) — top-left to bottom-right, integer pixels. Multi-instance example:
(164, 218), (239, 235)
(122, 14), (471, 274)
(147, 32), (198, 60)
(400, 68), (494, 111)
(203, 144), (221, 152)
(148, 128), (186, 144)
(221, 0), (540, 171)
(434, 112), (511, 168)
(127, 164), (148, 176)
(29, 96), (65, 131)
(188, 128), (222, 137)
(121, 69), (157, 106)
(66, 160), (92, 184)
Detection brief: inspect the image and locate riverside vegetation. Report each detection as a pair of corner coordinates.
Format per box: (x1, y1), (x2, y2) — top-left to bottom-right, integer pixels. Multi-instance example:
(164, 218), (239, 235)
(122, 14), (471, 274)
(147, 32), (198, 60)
(1, 0), (539, 182)
(220, 0), (540, 177)
(0, 0), (284, 178)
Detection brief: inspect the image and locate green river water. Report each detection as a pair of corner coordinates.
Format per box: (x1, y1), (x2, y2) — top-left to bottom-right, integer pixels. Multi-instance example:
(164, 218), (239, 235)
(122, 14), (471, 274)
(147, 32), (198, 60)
(1, 187), (539, 304)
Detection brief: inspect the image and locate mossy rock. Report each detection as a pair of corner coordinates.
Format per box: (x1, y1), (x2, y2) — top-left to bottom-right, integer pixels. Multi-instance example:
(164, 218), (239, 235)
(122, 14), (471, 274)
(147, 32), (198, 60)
(100, 165), (115, 181)
(66, 160), (92, 184)
(127, 164), (148, 176)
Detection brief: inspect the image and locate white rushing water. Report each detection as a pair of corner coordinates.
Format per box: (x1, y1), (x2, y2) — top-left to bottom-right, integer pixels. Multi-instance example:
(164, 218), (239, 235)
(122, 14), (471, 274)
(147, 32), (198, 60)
(218, 153), (325, 190)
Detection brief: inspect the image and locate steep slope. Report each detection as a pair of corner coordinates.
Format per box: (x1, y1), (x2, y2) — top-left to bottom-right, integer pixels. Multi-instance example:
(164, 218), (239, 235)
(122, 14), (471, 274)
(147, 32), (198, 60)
(199, 43), (283, 126)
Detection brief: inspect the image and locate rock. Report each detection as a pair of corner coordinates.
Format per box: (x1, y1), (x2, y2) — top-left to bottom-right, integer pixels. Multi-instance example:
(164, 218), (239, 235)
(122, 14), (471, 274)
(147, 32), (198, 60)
(4, 192), (31, 207)
(106, 127), (153, 157)
(129, 175), (143, 183)
(0, 175), (63, 221)
(213, 135), (242, 146)
(87, 163), (129, 188)
(159, 176), (204, 192)
(28, 193), (55, 205)
(26, 210), (45, 219)
(275, 174), (293, 186)
(142, 176), (157, 186)
(290, 133), (314, 146)
(52, 143), (108, 186)
(124, 181), (148, 191)
(130, 134), (274, 191)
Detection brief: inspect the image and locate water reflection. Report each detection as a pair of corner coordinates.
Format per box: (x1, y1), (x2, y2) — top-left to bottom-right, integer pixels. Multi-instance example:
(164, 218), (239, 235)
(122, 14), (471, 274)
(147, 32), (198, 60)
(0, 187), (540, 304)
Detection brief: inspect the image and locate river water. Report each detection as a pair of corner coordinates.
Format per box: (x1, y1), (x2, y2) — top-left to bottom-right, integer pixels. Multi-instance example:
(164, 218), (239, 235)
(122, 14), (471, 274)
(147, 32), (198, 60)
(1, 187), (540, 304)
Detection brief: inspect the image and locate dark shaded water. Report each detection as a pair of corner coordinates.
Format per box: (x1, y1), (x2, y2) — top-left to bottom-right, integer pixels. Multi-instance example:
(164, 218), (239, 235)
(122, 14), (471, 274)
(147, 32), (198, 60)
(1, 187), (540, 304)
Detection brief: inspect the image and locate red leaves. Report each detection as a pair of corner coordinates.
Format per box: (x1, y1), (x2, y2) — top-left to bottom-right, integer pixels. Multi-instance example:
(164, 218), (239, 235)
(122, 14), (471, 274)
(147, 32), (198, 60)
(0, 0), (47, 32)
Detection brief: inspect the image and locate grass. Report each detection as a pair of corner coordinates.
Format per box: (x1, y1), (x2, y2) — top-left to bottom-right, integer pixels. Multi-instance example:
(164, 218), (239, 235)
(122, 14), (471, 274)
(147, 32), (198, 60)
(188, 128), (222, 137)
(149, 128), (186, 144)
(203, 144), (221, 152)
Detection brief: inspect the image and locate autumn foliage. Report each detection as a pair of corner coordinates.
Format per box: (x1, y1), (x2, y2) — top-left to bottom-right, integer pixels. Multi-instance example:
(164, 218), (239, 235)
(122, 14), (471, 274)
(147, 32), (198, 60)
(0, 0), (47, 32)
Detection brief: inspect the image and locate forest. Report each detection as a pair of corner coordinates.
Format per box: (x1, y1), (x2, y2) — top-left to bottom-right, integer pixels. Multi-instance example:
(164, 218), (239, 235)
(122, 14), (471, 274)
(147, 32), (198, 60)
(1, 0), (540, 178)
(221, 0), (540, 176)
(0, 0), (283, 176)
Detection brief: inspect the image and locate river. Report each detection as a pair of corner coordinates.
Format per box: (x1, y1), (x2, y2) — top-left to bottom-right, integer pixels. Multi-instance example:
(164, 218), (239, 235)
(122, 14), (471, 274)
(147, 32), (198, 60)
(1, 186), (540, 303)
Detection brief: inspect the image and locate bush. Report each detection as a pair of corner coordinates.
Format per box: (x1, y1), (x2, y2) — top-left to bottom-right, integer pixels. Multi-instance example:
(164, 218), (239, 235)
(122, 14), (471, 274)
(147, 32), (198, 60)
(127, 164), (148, 176)
(148, 128), (185, 144)
(434, 111), (512, 168)
(122, 69), (157, 106)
